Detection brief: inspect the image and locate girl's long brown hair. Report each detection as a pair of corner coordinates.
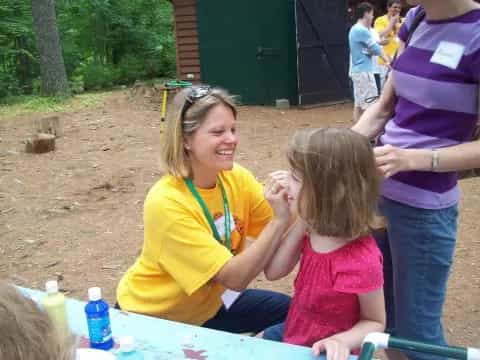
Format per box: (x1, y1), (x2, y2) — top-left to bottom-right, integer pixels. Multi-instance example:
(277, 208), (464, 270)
(287, 128), (383, 238)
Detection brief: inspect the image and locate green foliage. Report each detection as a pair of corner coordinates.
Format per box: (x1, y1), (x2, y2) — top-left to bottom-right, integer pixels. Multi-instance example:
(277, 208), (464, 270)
(117, 55), (147, 84)
(81, 62), (121, 90)
(0, 0), (38, 96)
(0, 72), (21, 98)
(70, 75), (85, 94)
(0, 0), (177, 100)
(0, 92), (107, 119)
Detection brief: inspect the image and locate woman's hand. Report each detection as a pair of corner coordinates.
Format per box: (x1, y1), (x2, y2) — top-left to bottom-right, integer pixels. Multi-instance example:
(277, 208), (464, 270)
(312, 337), (350, 360)
(374, 144), (412, 177)
(378, 37), (389, 46)
(264, 174), (290, 223)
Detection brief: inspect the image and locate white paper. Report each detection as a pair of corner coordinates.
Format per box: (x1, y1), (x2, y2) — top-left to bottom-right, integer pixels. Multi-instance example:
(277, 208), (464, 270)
(214, 214), (235, 238)
(76, 348), (115, 360)
(430, 41), (465, 70)
(221, 289), (241, 310)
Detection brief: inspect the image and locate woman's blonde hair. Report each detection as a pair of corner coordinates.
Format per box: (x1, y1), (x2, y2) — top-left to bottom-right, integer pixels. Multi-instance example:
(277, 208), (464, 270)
(287, 127), (382, 238)
(160, 85), (237, 178)
(0, 282), (77, 360)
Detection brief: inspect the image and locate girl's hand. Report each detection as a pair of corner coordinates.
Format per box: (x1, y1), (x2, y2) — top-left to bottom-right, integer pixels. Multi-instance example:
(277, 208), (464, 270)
(268, 170), (290, 189)
(374, 144), (412, 178)
(264, 177), (290, 222)
(312, 338), (350, 360)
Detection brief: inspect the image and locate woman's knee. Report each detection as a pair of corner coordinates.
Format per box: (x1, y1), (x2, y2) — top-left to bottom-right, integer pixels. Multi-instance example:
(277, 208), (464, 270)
(262, 322), (285, 342)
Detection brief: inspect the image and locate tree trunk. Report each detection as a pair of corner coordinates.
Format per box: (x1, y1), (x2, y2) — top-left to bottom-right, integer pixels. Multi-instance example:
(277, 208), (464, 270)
(31, 0), (70, 97)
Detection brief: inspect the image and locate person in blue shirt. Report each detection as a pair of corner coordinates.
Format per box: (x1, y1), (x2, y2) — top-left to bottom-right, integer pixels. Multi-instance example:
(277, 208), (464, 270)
(349, 2), (390, 123)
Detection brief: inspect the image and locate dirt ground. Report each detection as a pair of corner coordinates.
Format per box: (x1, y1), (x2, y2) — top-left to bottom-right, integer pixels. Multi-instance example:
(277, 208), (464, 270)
(0, 90), (478, 350)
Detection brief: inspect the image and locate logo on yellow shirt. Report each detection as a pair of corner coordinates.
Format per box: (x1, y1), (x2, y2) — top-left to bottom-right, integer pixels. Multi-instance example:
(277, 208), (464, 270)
(213, 213), (245, 255)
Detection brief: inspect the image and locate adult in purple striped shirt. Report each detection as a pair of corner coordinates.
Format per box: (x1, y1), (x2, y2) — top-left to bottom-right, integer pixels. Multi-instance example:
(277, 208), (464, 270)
(353, 0), (480, 359)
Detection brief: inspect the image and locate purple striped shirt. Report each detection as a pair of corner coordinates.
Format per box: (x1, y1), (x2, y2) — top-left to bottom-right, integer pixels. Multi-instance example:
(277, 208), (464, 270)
(379, 6), (480, 209)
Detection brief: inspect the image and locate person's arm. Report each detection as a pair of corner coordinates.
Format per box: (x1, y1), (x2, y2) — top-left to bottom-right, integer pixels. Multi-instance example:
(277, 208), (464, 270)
(368, 30), (389, 59)
(213, 180), (291, 291)
(378, 49), (391, 67)
(377, 37), (389, 46)
(213, 217), (289, 291)
(351, 74), (396, 139)
(312, 289), (386, 359)
(263, 218), (307, 281)
(375, 136), (480, 177)
(365, 38), (383, 57)
(374, 89), (480, 177)
(377, 15), (399, 38)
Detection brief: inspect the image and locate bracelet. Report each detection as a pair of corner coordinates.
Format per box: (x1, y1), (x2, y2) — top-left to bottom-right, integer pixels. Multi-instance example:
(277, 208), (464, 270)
(431, 150), (440, 171)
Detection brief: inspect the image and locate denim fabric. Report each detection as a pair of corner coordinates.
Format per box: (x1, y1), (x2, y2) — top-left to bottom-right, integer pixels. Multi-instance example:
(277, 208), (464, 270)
(376, 197), (458, 360)
(263, 321), (286, 342)
(202, 289), (290, 334)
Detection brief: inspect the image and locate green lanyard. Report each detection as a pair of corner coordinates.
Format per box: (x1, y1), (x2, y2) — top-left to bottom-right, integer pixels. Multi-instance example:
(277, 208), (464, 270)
(185, 177), (231, 250)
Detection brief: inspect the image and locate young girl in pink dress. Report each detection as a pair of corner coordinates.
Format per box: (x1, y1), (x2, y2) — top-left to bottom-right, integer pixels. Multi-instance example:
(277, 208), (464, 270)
(263, 128), (386, 360)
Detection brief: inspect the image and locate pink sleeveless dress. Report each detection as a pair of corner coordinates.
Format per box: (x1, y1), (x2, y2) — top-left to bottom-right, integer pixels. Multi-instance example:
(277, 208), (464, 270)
(284, 234), (383, 349)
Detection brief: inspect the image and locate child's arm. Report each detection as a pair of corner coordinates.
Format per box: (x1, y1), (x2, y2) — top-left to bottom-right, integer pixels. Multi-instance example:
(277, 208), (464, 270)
(312, 289), (386, 359)
(263, 218), (307, 280)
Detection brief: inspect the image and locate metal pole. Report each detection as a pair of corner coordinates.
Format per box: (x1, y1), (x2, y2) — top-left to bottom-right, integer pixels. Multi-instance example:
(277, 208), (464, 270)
(388, 337), (468, 360)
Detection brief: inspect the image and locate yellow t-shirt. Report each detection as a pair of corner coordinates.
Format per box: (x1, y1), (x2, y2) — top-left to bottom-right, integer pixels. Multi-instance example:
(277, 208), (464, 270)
(116, 163), (273, 325)
(374, 14), (403, 65)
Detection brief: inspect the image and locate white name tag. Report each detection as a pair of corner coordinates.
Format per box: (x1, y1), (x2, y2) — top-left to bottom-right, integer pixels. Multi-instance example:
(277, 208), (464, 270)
(214, 214), (235, 238)
(430, 41), (465, 70)
(221, 289), (241, 309)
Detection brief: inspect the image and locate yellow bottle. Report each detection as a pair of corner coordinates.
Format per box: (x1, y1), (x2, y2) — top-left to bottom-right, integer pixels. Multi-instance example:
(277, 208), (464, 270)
(43, 280), (69, 334)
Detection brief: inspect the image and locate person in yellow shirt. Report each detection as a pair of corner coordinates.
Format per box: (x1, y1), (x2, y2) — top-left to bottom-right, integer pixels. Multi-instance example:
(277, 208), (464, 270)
(374, 0), (403, 88)
(116, 85), (291, 336)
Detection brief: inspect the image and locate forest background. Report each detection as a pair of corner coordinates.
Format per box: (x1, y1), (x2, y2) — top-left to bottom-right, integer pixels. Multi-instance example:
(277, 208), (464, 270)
(0, 0), (175, 101)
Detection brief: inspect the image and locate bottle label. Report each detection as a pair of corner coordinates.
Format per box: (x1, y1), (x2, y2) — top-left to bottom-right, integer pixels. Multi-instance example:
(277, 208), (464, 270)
(46, 306), (68, 333)
(87, 316), (112, 344)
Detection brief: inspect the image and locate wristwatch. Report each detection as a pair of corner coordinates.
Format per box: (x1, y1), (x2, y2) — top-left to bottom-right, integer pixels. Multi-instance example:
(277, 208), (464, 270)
(431, 150), (440, 171)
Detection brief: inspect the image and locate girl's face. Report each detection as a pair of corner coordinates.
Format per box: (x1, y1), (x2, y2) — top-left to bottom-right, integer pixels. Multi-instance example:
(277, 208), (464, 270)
(185, 104), (238, 178)
(287, 170), (302, 212)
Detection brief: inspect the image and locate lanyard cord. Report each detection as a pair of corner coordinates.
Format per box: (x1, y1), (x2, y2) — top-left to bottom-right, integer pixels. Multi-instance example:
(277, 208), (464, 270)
(185, 177), (231, 250)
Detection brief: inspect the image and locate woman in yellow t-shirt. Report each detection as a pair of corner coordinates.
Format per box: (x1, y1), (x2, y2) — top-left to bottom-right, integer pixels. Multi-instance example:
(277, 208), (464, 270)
(116, 85), (291, 335)
(374, 0), (404, 87)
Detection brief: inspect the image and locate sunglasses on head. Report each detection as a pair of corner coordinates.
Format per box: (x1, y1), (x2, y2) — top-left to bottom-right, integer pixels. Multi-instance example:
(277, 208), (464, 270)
(181, 85), (212, 120)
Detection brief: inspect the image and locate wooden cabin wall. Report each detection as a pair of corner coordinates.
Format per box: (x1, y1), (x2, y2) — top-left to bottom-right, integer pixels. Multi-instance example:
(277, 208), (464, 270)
(172, 0), (201, 81)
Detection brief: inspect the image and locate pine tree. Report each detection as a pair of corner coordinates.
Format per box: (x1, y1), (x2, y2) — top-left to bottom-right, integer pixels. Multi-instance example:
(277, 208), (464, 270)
(31, 0), (70, 96)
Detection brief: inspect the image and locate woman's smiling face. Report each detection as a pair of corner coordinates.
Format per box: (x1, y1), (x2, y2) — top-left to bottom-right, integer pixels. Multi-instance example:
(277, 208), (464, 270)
(185, 103), (238, 180)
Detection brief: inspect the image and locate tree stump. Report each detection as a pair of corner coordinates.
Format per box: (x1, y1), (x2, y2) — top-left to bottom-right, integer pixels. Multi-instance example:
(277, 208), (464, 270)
(33, 116), (62, 137)
(130, 81), (164, 103)
(130, 81), (148, 98)
(25, 133), (56, 154)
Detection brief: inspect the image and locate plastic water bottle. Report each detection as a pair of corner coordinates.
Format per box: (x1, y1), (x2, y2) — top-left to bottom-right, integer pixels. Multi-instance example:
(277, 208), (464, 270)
(42, 280), (69, 333)
(116, 336), (144, 360)
(85, 287), (114, 350)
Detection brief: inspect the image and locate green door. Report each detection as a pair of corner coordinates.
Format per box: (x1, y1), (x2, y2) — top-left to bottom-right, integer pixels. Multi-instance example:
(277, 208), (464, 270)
(197, 0), (297, 105)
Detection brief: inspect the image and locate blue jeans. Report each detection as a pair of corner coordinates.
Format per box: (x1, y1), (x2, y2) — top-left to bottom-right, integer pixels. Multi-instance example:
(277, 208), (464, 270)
(202, 289), (290, 334)
(376, 197), (458, 360)
(263, 321), (285, 342)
